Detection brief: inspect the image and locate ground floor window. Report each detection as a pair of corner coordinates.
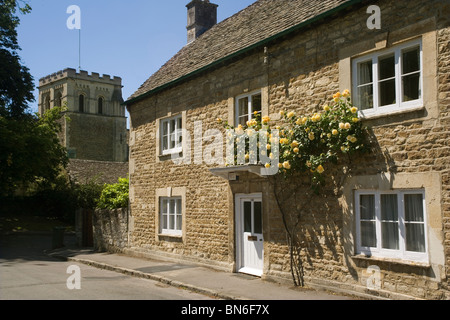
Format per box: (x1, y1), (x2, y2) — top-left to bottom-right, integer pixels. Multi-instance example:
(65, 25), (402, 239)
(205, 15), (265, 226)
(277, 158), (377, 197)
(160, 197), (182, 236)
(355, 189), (428, 262)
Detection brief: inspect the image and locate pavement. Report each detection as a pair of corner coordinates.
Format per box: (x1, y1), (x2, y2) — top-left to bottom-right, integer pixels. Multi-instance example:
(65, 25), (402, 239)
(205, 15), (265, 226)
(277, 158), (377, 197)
(45, 234), (360, 301)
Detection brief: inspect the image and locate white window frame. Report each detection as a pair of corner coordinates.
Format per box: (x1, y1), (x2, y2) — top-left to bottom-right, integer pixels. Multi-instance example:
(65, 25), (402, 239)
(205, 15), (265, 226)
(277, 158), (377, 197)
(355, 189), (428, 263)
(160, 115), (182, 156)
(159, 197), (182, 236)
(235, 90), (262, 127)
(352, 39), (423, 118)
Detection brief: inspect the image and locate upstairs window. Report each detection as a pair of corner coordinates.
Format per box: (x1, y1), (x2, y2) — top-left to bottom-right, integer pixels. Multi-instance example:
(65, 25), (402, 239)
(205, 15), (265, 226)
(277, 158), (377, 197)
(79, 94), (85, 113)
(44, 95), (50, 112)
(355, 189), (428, 263)
(98, 97), (104, 114)
(160, 115), (183, 155)
(55, 91), (62, 108)
(236, 91), (262, 127)
(352, 39), (422, 117)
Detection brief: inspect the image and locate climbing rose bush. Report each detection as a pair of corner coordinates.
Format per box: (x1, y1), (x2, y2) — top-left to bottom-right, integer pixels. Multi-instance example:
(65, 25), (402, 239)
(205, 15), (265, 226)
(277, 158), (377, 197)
(219, 90), (368, 188)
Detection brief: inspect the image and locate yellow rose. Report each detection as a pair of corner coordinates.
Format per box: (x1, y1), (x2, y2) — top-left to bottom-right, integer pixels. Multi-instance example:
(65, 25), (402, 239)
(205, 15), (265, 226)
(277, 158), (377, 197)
(279, 110), (285, 117)
(293, 147), (299, 153)
(287, 111), (295, 118)
(323, 105), (330, 112)
(265, 163), (271, 169)
(280, 138), (289, 145)
(333, 92), (341, 102)
(266, 144), (271, 150)
(339, 123), (345, 129)
(308, 132), (315, 141)
(245, 153), (250, 160)
(311, 113), (321, 122)
(295, 118), (303, 125)
(342, 89), (350, 97)
(291, 140), (299, 148)
(332, 129), (339, 136)
(352, 117), (359, 123)
(317, 165), (325, 174)
(283, 161), (291, 169)
(262, 116), (271, 125)
(278, 163), (283, 169)
(351, 107), (358, 113)
(344, 123), (351, 129)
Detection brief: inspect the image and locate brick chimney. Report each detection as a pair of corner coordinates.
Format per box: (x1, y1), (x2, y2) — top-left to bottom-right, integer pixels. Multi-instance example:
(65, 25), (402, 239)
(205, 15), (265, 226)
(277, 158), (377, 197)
(186, 0), (218, 44)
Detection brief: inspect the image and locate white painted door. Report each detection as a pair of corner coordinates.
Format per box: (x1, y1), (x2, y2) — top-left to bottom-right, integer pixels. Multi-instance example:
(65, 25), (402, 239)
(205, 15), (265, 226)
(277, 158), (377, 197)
(236, 194), (263, 276)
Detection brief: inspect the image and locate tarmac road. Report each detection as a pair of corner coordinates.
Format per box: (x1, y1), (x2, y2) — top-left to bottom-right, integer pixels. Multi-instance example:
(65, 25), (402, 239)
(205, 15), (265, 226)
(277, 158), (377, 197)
(0, 232), (214, 300)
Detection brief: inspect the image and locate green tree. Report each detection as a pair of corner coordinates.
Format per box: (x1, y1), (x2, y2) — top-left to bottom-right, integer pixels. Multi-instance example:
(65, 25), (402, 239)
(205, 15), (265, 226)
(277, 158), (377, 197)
(0, 2), (68, 196)
(0, 0), (34, 118)
(0, 107), (69, 196)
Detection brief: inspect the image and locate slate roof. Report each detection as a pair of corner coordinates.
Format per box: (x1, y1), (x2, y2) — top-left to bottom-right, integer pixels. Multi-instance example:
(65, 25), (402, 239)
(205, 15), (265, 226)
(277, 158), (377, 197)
(127, 0), (361, 104)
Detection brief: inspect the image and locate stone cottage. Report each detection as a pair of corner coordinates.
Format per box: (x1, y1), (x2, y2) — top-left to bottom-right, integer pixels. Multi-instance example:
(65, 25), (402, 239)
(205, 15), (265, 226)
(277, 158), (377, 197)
(124, 0), (449, 299)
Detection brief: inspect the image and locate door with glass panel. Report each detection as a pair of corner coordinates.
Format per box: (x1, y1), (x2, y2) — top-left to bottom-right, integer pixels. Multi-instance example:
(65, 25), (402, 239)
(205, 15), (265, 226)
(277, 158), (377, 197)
(235, 194), (263, 276)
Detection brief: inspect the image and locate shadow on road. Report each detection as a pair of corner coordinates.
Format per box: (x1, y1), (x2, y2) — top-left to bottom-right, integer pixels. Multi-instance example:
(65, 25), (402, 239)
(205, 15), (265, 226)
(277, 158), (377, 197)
(0, 232), (78, 264)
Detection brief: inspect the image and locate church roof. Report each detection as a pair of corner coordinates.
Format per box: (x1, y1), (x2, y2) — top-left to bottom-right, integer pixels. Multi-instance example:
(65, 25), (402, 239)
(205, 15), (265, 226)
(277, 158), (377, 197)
(126, 0), (362, 105)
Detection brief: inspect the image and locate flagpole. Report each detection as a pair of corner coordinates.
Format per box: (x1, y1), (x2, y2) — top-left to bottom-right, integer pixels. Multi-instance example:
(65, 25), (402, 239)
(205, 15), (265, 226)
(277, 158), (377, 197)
(78, 29), (81, 71)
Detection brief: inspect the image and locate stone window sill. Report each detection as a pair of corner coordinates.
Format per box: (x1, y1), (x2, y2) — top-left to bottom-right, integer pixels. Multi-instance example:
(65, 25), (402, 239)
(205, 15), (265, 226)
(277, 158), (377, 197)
(158, 233), (183, 239)
(360, 105), (425, 121)
(158, 151), (183, 161)
(351, 254), (430, 268)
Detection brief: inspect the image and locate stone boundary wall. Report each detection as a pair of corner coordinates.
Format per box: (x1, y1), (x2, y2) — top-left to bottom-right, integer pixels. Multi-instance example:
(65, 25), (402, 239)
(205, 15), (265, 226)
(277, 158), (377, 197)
(67, 159), (128, 185)
(93, 208), (128, 253)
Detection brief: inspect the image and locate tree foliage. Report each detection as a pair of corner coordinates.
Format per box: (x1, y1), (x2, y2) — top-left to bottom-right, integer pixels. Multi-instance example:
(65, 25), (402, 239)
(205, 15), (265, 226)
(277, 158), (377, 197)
(0, 0), (34, 118)
(97, 178), (129, 210)
(0, 2), (69, 196)
(0, 107), (69, 196)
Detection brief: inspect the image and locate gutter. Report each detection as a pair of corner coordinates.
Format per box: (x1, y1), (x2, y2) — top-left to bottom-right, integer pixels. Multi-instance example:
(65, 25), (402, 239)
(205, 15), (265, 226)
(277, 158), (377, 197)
(124, 0), (365, 106)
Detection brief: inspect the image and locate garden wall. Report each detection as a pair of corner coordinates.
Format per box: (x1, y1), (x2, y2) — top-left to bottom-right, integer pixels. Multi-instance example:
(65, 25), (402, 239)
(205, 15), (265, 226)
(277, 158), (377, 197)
(93, 208), (129, 253)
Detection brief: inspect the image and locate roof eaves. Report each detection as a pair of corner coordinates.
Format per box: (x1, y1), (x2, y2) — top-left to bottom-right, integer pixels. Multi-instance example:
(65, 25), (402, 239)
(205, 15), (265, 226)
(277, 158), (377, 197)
(124, 0), (365, 106)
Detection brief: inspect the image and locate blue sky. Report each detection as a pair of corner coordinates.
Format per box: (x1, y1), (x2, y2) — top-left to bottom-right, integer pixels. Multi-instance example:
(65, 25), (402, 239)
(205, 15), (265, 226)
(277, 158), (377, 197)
(17, 0), (256, 114)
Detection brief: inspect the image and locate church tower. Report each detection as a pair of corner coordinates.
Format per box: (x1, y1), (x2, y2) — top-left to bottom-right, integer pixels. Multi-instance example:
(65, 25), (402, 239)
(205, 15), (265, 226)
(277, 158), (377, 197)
(38, 68), (128, 163)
